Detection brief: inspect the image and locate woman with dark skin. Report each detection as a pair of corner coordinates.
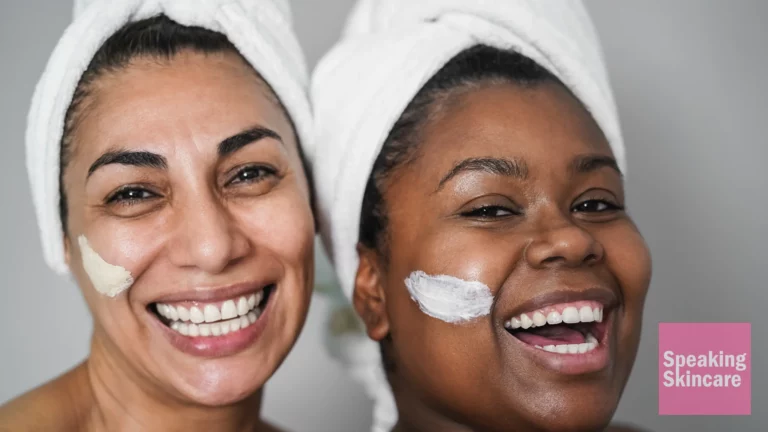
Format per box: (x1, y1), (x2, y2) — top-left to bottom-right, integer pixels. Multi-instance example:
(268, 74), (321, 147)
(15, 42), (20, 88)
(1, 13), (313, 432)
(350, 46), (652, 431)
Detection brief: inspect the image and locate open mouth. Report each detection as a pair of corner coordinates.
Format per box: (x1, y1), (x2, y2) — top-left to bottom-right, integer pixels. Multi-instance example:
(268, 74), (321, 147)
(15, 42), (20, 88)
(150, 284), (275, 337)
(504, 301), (609, 354)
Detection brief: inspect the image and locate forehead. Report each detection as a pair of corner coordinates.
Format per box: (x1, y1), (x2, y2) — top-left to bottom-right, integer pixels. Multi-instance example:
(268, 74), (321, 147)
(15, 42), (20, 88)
(415, 82), (612, 172)
(72, 51), (294, 159)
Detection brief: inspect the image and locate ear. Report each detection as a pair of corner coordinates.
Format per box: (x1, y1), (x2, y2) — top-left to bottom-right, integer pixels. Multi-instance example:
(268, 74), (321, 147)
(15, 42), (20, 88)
(63, 233), (72, 267)
(353, 243), (390, 341)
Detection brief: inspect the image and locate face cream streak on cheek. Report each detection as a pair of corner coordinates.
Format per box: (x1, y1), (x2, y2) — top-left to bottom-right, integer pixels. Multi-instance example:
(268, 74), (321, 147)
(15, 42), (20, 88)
(404, 270), (493, 324)
(78, 235), (134, 297)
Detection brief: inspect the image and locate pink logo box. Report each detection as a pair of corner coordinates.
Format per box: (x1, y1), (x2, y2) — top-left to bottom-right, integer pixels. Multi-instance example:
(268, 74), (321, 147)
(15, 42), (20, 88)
(658, 322), (751, 415)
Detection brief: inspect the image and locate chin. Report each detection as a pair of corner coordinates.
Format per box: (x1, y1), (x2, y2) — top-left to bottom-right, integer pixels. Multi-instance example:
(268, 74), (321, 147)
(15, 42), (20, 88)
(537, 400), (615, 432)
(176, 372), (265, 407)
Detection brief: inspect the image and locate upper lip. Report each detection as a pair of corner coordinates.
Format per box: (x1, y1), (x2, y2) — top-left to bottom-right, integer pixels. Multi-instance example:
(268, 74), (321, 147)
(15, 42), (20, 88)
(150, 281), (271, 304)
(504, 287), (619, 321)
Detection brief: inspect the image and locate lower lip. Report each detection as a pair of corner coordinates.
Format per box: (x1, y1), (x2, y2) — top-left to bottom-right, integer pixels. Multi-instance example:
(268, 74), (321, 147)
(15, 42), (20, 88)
(150, 295), (274, 358)
(508, 313), (614, 375)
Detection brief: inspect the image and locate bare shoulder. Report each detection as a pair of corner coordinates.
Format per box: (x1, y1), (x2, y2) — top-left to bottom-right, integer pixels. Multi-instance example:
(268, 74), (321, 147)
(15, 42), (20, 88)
(607, 423), (652, 432)
(0, 363), (91, 432)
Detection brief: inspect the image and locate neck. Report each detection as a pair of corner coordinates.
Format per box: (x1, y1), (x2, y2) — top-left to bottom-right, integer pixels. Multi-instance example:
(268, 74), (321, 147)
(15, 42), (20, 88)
(388, 374), (475, 432)
(83, 332), (267, 432)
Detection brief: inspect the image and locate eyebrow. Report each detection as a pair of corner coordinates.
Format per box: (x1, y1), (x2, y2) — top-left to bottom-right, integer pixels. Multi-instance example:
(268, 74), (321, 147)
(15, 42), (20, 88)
(435, 157), (529, 193)
(218, 126), (282, 157)
(86, 126), (283, 179)
(570, 154), (623, 177)
(87, 150), (167, 178)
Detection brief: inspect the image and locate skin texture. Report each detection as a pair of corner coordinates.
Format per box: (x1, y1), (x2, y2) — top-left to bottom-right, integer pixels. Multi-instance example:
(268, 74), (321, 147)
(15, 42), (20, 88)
(0, 51), (314, 431)
(355, 82), (652, 432)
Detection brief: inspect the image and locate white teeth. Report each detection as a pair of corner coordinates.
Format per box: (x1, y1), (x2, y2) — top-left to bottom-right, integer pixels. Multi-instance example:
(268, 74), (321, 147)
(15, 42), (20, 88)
(533, 337), (599, 355)
(562, 307), (579, 324)
(199, 323), (211, 337)
(204, 304), (221, 323)
(506, 305), (604, 331)
(546, 311), (562, 325)
(163, 291), (265, 337)
(586, 333), (598, 345)
(221, 300), (238, 320)
(520, 314), (533, 329)
(230, 317), (241, 332)
(190, 306), (205, 324)
(237, 297), (250, 316)
(177, 306), (190, 322)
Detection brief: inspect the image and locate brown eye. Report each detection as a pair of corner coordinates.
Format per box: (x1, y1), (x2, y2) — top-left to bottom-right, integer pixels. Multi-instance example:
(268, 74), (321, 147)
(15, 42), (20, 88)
(461, 205), (517, 219)
(572, 199), (623, 213)
(226, 165), (277, 186)
(106, 187), (158, 205)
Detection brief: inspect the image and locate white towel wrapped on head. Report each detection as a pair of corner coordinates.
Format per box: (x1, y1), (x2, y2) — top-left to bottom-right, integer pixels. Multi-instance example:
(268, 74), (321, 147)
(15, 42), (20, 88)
(26, 0), (312, 275)
(311, 1), (624, 431)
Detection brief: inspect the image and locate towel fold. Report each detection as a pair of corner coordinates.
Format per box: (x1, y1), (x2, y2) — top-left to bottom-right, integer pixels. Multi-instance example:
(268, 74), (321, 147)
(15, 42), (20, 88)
(311, 1), (624, 431)
(26, 0), (311, 275)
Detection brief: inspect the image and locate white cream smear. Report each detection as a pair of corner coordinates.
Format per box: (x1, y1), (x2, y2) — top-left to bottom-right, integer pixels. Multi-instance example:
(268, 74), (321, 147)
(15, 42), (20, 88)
(78, 235), (134, 297)
(404, 270), (494, 324)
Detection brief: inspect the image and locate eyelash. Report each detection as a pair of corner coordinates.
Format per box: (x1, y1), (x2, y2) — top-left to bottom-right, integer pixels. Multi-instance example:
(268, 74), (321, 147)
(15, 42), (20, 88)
(461, 199), (623, 220)
(461, 205), (519, 219)
(105, 186), (158, 205)
(572, 199), (624, 213)
(225, 164), (278, 186)
(104, 165), (278, 206)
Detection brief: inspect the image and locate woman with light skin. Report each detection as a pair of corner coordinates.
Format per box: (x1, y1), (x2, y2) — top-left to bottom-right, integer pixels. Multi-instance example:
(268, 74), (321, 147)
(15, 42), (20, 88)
(313, 1), (652, 431)
(1, 2), (314, 431)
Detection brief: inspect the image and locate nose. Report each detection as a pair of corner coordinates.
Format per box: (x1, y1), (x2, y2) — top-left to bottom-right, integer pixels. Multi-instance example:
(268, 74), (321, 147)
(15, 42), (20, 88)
(524, 215), (604, 269)
(167, 193), (251, 274)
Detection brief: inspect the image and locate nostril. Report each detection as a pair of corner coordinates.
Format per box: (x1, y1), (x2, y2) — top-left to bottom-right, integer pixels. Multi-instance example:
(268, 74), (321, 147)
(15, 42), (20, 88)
(541, 255), (564, 265)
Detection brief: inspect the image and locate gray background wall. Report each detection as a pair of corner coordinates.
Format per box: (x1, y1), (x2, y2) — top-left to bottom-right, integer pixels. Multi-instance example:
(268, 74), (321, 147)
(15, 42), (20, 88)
(1, 1), (765, 431)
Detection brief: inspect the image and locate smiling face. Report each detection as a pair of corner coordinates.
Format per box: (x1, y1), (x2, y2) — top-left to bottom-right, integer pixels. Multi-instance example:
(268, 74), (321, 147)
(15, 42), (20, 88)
(355, 81), (651, 431)
(60, 50), (314, 406)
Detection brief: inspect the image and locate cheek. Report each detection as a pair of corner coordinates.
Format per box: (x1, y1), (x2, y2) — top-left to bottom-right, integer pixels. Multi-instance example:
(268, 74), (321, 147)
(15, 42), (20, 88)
(600, 222), (652, 307)
(70, 214), (172, 299)
(401, 227), (524, 293)
(385, 231), (511, 396)
(233, 188), (314, 269)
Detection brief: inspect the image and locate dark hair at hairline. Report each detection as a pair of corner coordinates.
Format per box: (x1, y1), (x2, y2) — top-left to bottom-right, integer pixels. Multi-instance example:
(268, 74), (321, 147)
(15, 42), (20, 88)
(58, 14), (312, 233)
(358, 45), (559, 258)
